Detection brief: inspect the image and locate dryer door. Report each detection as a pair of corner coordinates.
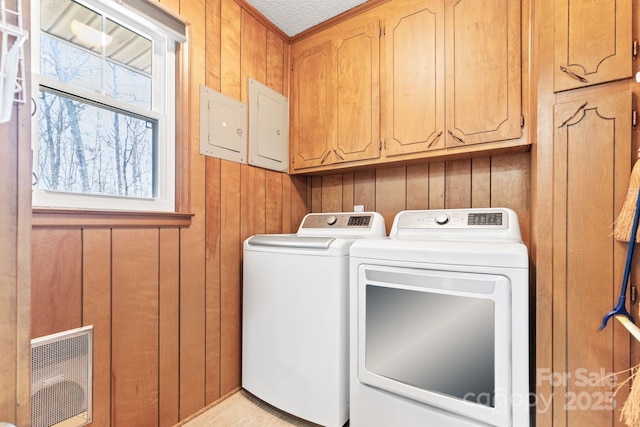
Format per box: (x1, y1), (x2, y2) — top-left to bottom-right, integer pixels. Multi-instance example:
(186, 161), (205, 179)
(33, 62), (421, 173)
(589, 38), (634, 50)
(356, 264), (512, 427)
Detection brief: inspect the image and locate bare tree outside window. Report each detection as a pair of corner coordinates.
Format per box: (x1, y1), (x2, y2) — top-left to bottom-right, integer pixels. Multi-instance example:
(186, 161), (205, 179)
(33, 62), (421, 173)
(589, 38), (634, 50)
(37, 0), (156, 200)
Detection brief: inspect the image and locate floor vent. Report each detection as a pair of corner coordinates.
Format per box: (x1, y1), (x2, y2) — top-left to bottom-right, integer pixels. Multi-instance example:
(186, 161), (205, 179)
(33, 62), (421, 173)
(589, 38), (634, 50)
(31, 326), (93, 427)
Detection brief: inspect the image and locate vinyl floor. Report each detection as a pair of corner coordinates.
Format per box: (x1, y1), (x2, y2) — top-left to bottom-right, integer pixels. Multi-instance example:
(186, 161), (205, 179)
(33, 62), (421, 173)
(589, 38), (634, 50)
(179, 390), (322, 427)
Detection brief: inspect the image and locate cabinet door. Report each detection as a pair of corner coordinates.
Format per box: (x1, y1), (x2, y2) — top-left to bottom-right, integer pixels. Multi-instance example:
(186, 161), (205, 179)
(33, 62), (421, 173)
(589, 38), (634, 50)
(554, 0), (632, 92)
(552, 92), (631, 426)
(290, 40), (334, 170)
(383, 1), (445, 156)
(333, 20), (381, 164)
(445, 0), (522, 147)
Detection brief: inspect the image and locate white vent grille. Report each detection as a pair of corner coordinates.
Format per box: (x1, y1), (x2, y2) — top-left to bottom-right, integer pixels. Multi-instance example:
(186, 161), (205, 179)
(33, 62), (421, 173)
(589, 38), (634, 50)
(31, 326), (93, 427)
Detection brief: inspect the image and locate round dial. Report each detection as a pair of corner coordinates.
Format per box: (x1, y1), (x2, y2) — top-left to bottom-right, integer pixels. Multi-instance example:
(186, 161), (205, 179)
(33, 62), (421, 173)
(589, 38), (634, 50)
(434, 214), (449, 225)
(327, 215), (338, 225)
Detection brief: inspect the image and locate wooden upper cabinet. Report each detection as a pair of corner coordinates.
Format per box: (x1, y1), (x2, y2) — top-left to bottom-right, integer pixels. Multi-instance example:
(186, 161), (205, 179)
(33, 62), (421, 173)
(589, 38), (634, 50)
(290, 20), (380, 172)
(334, 21), (381, 164)
(290, 0), (527, 173)
(554, 0), (632, 92)
(383, 1), (445, 156)
(290, 40), (334, 170)
(445, 0), (522, 147)
(384, 0), (522, 156)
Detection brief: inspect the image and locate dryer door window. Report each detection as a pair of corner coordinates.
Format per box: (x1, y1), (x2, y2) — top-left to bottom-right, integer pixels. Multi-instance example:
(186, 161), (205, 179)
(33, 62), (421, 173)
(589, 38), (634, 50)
(357, 264), (512, 427)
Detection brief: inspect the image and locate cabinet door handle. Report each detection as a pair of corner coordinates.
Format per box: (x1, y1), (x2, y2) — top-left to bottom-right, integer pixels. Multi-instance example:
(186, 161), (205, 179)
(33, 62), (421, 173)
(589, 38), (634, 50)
(559, 66), (588, 83)
(447, 130), (465, 144)
(558, 101), (588, 128)
(427, 131), (443, 148)
(333, 149), (344, 161)
(321, 150), (331, 164)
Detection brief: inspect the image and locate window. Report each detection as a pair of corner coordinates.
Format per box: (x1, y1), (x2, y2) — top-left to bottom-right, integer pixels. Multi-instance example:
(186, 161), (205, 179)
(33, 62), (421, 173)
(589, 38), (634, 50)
(32, 0), (184, 212)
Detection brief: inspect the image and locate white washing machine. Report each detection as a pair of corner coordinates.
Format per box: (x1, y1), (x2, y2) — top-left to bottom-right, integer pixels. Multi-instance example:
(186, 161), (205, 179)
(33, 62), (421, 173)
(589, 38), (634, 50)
(242, 212), (386, 427)
(349, 208), (529, 427)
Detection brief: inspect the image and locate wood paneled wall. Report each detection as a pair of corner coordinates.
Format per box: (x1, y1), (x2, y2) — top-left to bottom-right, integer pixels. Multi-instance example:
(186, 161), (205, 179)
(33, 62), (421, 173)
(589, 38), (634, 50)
(31, 0), (307, 426)
(305, 155), (530, 244)
(29, 2), (531, 427)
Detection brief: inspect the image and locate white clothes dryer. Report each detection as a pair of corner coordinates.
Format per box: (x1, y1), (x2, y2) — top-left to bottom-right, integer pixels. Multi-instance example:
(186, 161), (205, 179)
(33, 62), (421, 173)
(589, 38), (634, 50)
(242, 212), (386, 427)
(349, 208), (530, 427)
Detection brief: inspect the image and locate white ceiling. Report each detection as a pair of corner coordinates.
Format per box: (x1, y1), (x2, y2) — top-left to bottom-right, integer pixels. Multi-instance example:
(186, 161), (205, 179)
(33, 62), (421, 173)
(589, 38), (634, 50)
(245, 0), (369, 37)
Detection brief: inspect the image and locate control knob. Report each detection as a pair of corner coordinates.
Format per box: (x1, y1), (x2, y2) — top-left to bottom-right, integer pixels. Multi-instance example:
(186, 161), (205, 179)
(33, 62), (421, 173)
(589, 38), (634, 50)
(327, 215), (338, 225)
(434, 214), (449, 225)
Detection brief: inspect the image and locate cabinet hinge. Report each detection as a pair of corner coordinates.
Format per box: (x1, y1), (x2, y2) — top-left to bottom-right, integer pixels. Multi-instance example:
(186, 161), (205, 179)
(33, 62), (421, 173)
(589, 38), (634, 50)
(380, 140), (384, 151)
(632, 284), (637, 305)
(633, 40), (638, 61)
(521, 115), (525, 128)
(379, 26), (385, 38)
(633, 110), (637, 130)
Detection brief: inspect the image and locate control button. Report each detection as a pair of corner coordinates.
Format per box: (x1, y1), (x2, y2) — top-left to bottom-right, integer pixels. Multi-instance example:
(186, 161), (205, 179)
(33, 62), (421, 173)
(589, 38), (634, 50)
(434, 214), (449, 225)
(327, 215), (338, 225)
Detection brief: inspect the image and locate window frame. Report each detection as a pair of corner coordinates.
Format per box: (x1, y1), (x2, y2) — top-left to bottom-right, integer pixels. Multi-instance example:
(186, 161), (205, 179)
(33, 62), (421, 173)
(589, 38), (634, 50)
(31, 0), (178, 213)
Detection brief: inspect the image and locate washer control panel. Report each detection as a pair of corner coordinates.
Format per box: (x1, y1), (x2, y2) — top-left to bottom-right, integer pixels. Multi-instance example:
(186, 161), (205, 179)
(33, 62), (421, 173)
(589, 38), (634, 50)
(301, 213), (373, 229)
(297, 212), (387, 237)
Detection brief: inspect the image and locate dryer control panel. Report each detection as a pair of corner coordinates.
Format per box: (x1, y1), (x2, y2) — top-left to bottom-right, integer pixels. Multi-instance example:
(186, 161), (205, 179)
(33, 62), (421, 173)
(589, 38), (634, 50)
(398, 210), (508, 229)
(391, 208), (522, 242)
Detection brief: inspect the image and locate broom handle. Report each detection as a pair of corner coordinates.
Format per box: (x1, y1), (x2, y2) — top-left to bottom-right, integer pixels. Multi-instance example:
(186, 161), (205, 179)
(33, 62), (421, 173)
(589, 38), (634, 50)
(620, 188), (640, 298)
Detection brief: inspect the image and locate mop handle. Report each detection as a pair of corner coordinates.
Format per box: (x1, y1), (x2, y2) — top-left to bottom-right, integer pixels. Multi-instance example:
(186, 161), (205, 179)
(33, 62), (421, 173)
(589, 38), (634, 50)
(620, 188), (640, 296)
